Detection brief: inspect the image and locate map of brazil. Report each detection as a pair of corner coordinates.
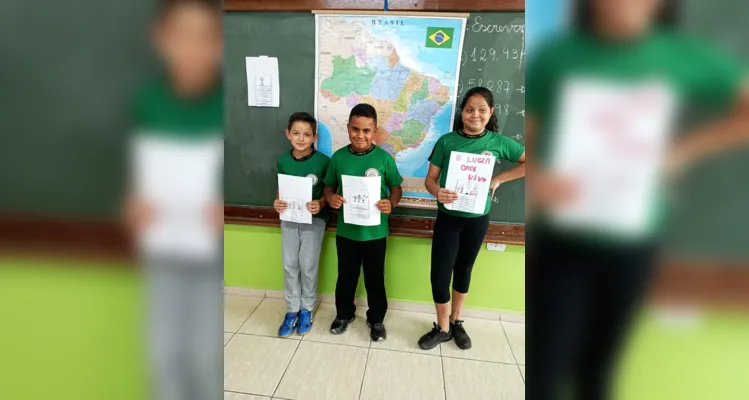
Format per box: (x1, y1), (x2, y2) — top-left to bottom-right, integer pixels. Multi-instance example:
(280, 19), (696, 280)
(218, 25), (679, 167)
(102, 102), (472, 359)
(315, 14), (466, 208)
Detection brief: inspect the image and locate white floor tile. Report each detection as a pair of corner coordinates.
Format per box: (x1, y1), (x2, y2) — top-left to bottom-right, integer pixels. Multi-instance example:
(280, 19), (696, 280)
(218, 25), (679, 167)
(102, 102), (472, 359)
(302, 302), (371, 348)
(440, 318), (515, 364)
(359, 349), (444, 400)
(224, 287), (266, 297)
(239, 298), (300, 340)
(275, 341), (368, 400)
(443, 357), (524, 400)
(224, 392), (270, 400)
(502, 321), (525, 365)
(225, 295), (263, 333)
(224, 335), (299, 396)
(370, 310), (440, 356)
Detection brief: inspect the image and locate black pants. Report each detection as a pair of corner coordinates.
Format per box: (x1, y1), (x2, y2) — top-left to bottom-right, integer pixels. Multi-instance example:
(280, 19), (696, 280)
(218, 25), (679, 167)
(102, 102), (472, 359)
(526, 230), (656, 400)
(335, 235), (388, 324)
(430, 211), (490, 304)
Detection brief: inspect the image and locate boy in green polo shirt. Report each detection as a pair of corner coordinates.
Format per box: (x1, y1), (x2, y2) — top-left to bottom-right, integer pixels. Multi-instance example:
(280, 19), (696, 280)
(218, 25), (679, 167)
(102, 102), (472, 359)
(123, 1), (223, 399)
(323, 103), (403, 341)
(274, 112), (330, 337)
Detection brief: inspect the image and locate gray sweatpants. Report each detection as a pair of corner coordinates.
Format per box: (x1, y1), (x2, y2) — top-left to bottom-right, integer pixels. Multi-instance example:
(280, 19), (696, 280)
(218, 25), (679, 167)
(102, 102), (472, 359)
(281, 218), (326, 313)
(144, 254), (223, 400)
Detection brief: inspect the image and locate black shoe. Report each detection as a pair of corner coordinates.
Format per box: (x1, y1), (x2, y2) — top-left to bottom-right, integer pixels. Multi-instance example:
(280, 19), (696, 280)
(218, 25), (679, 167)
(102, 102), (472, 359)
(330, 316), (355, 334)
(366, 321), (387, 342)
(418, 323), (452, 350)
(451, 320), (472, 349)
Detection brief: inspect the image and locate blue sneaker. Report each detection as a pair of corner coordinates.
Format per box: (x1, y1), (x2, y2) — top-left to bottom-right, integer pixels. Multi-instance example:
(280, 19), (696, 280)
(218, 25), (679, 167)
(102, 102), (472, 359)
(278, 312), (297, 338)
(297, 309), (313, 335)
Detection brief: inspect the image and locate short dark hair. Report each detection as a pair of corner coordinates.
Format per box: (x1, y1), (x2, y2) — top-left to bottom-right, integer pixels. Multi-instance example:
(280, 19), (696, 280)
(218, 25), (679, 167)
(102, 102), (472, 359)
(287, 112), (317, 132)
(454, 87), (499, 132)
(574, 0), (679, 31)
(158, 0), (221, 20)
(348, 103), (378, 126)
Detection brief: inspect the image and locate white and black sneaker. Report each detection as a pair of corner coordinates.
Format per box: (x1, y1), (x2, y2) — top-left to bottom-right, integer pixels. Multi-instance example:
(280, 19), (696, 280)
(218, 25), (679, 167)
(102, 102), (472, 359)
(418, 323), (452, 350)
(367, 321), (387, 341)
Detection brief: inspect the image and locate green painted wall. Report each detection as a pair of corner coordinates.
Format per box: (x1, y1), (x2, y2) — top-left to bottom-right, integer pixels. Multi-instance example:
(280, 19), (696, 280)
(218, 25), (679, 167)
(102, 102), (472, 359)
(224, 224), (527, 312)
(0, 257), (146, 400)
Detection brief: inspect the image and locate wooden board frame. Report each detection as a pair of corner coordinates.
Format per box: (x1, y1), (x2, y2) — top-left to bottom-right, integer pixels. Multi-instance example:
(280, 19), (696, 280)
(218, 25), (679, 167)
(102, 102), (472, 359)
(225, 1), (525, 12)
(224, 0), (527, 244)
(224, 205), (525, 244)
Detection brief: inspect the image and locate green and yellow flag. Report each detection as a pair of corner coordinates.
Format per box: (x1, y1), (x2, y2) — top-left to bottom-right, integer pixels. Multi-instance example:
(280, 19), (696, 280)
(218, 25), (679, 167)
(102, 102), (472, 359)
(425, 27), (454, 49)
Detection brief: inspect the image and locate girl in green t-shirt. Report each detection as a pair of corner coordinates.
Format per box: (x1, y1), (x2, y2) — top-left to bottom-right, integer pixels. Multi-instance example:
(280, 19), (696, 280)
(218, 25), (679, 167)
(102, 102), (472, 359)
(418, 87), (526, 351)
(526, 0), (749, 399)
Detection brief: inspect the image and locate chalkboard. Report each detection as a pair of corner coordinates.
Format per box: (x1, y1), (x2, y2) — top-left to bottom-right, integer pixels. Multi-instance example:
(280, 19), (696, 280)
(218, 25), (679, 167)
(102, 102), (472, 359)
(457, 12), (526, 224)
(660, 0), (749, 260)
(224, 11), (526, 225)
(0, 1), (158, 219)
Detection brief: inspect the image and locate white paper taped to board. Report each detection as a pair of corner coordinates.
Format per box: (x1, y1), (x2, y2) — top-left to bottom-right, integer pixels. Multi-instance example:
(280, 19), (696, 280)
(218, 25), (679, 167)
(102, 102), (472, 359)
(246, 56), (280, 107)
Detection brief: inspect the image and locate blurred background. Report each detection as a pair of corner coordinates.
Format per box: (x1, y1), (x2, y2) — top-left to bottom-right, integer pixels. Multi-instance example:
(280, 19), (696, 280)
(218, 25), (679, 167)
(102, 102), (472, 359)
(0, 1), (223, 400)
(526, 0), (749, 399)
(1, 1), (157, 399)
(0, 0), (748, 399)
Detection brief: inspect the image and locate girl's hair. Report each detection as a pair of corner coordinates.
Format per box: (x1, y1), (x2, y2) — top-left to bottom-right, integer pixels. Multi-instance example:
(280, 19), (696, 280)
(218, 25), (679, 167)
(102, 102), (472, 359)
(574, 0), (679, 31)
(287, 112), (317, 133)
(455, 87), (499, 132)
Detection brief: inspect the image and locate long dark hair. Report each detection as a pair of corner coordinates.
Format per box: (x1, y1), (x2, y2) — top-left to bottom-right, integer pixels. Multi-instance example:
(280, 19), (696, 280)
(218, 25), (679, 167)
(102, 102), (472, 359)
(454, 87), (499, 132)
(574, 0), (679, 31)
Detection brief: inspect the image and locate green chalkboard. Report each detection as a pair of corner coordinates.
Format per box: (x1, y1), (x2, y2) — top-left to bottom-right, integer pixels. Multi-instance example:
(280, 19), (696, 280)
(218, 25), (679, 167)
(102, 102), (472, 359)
(224, 11), (526, 224)
(0, 1), (158, 219)
(661, 0), (749, 260)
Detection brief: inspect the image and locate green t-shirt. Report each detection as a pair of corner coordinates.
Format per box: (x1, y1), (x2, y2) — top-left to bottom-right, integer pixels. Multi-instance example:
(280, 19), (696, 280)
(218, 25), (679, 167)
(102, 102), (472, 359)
(429, 130), (525, 218)
(526, 30), (746, 243)
(323, 144), (404, 241)
(277, 149), (331, 222)
(133, 76), (223, 138)
(129, 76), (223, 256)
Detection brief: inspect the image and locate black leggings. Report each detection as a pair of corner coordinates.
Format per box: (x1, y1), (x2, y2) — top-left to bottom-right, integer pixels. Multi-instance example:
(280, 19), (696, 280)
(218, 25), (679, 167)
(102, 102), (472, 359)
(430, 211), (490, 304)
(526, 230), (656, 400)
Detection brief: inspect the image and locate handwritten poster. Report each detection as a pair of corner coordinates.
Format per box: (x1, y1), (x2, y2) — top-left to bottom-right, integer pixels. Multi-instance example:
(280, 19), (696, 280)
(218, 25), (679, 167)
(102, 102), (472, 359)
(444, 151), (495, 214)
(548, 78), (676, 237)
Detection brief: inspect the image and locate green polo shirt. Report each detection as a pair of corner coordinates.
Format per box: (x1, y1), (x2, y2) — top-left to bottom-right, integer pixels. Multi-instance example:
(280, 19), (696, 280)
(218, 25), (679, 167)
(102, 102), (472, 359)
(324, 144), (404, 241)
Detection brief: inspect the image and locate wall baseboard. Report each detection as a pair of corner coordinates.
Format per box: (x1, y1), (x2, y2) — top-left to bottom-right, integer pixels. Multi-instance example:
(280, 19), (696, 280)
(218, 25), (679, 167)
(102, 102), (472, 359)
(223, 286), (525, 323)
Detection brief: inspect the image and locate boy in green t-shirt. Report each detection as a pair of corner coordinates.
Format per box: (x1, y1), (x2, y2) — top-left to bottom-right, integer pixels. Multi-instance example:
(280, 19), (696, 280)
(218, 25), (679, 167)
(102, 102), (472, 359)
(122, 1), (223, 399)
(323, 104), (403, 341)
(274, 112), (330, 337)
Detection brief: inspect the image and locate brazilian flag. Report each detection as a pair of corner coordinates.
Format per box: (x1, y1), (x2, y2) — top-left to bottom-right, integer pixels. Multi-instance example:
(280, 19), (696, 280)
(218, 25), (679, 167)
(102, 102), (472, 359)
(425, 27), (454, 49)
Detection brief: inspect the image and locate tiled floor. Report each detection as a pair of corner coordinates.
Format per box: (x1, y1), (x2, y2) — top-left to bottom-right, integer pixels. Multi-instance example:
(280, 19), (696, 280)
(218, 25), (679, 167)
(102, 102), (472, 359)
(224, 293), (525, 400)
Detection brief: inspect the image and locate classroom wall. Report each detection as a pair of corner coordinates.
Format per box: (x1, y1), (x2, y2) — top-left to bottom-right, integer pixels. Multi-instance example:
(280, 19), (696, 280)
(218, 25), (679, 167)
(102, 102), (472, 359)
(224, 224), (526, 313)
